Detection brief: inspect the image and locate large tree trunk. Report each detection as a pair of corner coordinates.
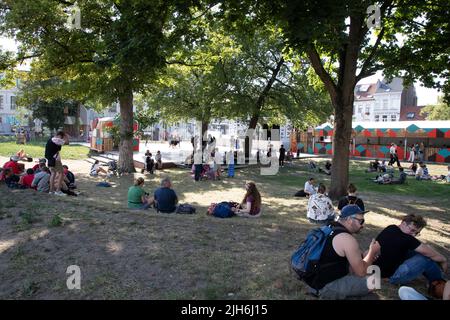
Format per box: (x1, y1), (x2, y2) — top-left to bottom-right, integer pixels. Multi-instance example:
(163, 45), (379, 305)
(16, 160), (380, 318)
(118, 90), (135, 173)
(74, 102), (80, 140)
(306, 15), (363, 200)
(201, 120), (209, 152)
(329, 100), (354, 200)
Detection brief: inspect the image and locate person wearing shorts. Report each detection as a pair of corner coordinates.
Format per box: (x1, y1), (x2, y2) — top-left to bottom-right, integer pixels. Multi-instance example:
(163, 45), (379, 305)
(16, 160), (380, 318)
(45, 131), (68, 196)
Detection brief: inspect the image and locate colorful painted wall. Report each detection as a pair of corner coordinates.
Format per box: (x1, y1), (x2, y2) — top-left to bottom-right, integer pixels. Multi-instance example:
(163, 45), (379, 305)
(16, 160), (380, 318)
(312, 123), (450, 163)
(353, 144), (405, 160)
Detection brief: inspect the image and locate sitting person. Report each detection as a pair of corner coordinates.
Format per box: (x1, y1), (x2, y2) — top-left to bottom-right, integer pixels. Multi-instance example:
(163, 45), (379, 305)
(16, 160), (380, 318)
(63, 165), (76, 189)
(295, 177), (317, 197)
(32, 158), (47, 173)
(409, 161), (418, 174)
(31, 166), (51, 193)
(308, 160), (318, 172)
(303, 204), (379, 299)
(378, 160), (387, 173)
(388, 167), (407, 184)
(366, 159), (380, 172)
(337, 183), (365, 211)
(3, 168), (20, 188)
(154, 176), (178, 213)
(286, 150), (293, 162)
(232, 181), (261, 217)
(19, 168), (35, 189)
(373, 214), (447, 289)
(3, 155), (23, 176)
(16, 149), (32, 162)
(307, 183), (335, 225)
(127, 177), (153, 210)
(90, 160), (108, 176)
(319, 161), (332, 175)
(415, 162), (430, 180)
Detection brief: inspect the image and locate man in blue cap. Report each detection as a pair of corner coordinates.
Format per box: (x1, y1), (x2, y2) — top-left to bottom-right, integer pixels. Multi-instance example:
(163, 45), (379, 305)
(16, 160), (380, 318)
(305, 204), (381, 299)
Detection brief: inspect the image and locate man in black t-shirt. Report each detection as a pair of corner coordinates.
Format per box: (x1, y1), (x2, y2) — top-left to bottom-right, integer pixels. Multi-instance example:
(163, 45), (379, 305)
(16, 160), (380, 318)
(373, 214), (447, 286)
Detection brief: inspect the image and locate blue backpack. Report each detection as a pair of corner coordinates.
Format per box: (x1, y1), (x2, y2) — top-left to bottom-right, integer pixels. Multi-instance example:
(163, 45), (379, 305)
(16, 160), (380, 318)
(291, 225), (344, 282)
(212, 202), (235, 218)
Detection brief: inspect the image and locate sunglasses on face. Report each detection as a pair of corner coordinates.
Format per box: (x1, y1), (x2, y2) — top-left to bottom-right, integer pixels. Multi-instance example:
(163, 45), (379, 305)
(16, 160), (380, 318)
(351, 216), (365, 225)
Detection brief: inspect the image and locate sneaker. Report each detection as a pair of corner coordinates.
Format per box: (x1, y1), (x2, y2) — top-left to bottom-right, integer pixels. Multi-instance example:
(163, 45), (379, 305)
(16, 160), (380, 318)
(54, 191), (67, 196)
(48, 191), (54, 195)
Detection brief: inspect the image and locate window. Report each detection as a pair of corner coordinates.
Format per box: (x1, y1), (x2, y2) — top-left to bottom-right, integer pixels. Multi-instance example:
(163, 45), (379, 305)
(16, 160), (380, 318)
(375, 115), (380, 122)
(108, 104), (117, 112)
(358, 107), (362, 114)
(382, 115), (388, 122)
(10, 96), (16, 110)
(383, 100), (388, 109)
(391, 114), (397, 121)
(0, 95), (3, 110)
(406, 112), (415, 119)
(365, 106), (370, 114)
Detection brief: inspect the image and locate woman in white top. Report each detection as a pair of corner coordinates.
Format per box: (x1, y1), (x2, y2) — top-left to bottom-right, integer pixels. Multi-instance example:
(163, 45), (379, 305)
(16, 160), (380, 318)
(90, 160), (108, 176)
(304, 177), (317, 197)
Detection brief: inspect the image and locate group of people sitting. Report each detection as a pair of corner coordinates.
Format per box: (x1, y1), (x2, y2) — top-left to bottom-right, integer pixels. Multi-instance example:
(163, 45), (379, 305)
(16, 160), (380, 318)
(292, 175), (449, 300)
(302, 205), (449, 300)
(143, 150), (162, 174)
(308, 160), (332, 175)
(0, 155), (77, 196)
(127, 176), (262, 218)
(367, 158), (449, 183)
(298, 180), (365, 225)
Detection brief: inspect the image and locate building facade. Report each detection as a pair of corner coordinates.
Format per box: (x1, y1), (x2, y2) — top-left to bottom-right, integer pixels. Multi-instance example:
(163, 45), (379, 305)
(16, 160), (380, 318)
(353, 77), (418, 123)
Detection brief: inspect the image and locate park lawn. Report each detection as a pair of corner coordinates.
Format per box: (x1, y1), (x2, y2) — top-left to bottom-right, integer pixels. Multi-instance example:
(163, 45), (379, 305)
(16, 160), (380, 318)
(0, 156), (448, 300)
(0, 141), (90, 160)
(265, 158), (450, 199)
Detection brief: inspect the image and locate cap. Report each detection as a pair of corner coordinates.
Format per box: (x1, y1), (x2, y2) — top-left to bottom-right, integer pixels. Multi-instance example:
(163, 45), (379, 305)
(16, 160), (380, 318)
(11, 155), (19, 161)
(38, 158), (47, 163)
(340, 204), (369, 218)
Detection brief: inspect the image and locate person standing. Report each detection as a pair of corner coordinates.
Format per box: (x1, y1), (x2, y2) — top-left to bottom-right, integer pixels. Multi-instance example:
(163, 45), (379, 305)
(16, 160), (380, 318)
(419, 142), (425, 161)
(407, 144), (415, 162)
(227, 149), (235, 178)
(279, 145), (286, 167)
(45, 131), (68, 196)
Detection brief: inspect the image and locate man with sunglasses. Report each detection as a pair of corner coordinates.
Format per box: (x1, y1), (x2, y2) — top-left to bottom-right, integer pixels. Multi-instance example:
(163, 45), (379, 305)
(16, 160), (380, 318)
(373, 214), (447, 288)
(305, 205), (380, 299)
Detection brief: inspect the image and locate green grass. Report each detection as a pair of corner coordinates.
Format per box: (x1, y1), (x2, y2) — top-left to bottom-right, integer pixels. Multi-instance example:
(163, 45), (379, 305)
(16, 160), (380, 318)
(259, 159), (450, 200)
(0, 141), (89, 160)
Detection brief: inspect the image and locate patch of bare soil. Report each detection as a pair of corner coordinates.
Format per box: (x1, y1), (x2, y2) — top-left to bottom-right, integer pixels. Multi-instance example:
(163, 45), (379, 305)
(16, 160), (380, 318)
(0, 156), (448, 299)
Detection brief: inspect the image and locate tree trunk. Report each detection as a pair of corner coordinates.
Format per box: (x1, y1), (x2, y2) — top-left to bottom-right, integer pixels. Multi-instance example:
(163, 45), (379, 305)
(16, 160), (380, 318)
(201, 120), (209, 152)
(328, 100), (354, 200)
(75, 102), (80, 140)
(118, 90), (135, 173)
